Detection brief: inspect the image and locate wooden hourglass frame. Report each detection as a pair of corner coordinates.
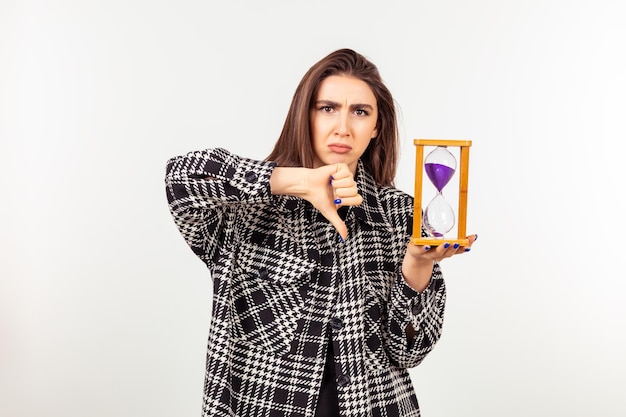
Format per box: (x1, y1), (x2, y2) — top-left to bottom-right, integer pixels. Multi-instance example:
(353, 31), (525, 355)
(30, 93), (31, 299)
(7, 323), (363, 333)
(411, 139), (472, 247)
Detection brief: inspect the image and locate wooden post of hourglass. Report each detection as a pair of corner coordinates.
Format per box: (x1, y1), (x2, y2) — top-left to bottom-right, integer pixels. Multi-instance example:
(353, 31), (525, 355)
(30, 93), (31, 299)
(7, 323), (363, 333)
(411, 139), (473, 247)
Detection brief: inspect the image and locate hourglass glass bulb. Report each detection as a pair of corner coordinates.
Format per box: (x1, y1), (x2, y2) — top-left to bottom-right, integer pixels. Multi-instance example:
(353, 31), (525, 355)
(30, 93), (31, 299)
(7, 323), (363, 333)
(423, 193), (455, 237)
(424, 146), (456, 192)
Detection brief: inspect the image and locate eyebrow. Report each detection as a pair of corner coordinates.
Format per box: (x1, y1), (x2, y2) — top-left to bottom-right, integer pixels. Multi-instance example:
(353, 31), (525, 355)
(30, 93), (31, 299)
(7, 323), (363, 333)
(314, 100), (375, 111)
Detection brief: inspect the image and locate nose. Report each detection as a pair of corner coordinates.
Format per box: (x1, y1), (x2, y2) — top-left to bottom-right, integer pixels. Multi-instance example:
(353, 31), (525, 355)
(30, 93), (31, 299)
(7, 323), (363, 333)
(335, 112), (350, 137)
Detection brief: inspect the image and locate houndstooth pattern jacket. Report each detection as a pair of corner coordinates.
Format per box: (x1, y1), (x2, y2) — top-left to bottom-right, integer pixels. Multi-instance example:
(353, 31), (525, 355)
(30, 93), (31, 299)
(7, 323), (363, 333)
(165, 148), (446, 417)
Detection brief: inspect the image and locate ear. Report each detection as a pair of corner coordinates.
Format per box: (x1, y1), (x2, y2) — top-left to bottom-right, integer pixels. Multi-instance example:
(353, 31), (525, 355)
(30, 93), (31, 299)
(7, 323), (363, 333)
(371, 125), (379, 139)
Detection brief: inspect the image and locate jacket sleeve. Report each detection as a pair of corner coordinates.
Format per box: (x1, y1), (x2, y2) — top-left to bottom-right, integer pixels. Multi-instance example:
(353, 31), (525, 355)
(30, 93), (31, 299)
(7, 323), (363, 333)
(164, 147), (276, 267)
(380, 189), (446, 369)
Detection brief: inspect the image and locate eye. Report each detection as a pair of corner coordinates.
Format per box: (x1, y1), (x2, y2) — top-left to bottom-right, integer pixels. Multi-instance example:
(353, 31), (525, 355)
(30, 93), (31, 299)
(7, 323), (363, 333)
(354, 108), (370, 116)
(320, 105), (334, 113)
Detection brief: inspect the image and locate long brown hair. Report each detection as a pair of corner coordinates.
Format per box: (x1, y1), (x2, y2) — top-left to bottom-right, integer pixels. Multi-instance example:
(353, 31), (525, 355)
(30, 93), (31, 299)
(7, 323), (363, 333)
(266, 48), (399, 186)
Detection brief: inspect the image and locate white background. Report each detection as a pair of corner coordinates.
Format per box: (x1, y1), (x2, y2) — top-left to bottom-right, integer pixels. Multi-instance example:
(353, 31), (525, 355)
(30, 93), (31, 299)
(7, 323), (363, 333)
(1, 1), (625, 416)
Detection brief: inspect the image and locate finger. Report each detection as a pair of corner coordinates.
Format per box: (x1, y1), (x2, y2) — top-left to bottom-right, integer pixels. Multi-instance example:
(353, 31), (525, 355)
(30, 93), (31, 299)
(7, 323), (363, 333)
(444, 234), (477, 256)
(331, 175), (358, 201)
(329, 178), (356, 195)
(334, 185), (359, 198)
(333, 194), (363, 207)
(330, 176), (359, 207)
(428, 242), (460, 260)
(322, 208), (348, 242)
(432, 242), (452, 260)
(410, 243), (434, 256)
(460, 233), (478, 253)
(330, 175), (356, 188)
(331, 163), (352, 180)
(332, 186), (359, 203)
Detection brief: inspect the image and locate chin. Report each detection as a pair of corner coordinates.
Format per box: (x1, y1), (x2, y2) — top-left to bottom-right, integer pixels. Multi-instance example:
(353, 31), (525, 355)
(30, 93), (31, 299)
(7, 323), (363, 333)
(325, 154), (351, 164)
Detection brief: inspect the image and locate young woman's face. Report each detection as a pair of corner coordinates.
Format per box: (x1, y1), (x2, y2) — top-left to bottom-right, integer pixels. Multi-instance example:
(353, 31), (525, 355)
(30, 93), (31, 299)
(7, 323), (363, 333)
(310, 75), (378, 174)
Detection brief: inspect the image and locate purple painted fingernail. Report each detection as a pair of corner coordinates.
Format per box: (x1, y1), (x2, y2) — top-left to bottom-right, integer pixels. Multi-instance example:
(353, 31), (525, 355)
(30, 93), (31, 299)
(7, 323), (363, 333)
(464, 247), (471, 252)
(338, 234), (345, 243)
(330, 175), (334, 185)
(443, 242), (450, 249)
(424, 246), (431, 251)
(453, 243), (460, 249)
(334, 198), (342, 204)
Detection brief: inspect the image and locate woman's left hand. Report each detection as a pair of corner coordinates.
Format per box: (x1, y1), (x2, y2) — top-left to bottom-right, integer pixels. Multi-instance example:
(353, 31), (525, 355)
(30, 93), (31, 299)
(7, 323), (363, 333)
(401, 234), (478, 292)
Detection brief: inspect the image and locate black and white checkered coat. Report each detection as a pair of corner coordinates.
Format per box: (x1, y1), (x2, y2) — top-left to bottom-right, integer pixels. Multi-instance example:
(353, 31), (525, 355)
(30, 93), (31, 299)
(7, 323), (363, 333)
(165, 148), (446, 417)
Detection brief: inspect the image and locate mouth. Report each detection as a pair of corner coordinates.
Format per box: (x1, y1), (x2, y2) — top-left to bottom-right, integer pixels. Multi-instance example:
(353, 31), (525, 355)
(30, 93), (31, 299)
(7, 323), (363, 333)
(328, 144), (352, 154)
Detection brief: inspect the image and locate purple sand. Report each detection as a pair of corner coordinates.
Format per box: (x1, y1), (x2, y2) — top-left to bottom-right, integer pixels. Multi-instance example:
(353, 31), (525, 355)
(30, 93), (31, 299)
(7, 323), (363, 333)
(425, 163), (455, 192)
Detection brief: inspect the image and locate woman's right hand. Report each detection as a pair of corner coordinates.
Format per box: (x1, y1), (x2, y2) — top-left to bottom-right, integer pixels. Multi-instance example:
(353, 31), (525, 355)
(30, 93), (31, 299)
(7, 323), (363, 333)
(270, 163), (362, 242)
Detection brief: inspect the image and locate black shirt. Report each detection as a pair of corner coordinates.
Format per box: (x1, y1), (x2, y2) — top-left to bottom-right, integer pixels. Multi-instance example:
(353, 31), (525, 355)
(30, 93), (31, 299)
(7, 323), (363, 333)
(315, 336), (340, 416)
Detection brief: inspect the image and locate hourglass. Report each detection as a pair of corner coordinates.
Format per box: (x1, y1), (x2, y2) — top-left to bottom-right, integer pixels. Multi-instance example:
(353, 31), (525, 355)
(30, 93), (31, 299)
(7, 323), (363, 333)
(411, 139), (472, 247)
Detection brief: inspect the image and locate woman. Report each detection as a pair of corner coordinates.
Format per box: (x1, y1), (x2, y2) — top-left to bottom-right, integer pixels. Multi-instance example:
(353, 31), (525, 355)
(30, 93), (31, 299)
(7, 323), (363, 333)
(165, 48), (476, 417)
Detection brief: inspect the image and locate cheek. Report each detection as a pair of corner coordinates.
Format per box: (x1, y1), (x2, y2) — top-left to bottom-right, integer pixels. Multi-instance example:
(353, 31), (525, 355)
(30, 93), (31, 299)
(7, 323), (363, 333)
(310, 129), (322, 148)
(311, 121), (330, 145)
(309, 116), (322, 138)
(359, 139), (373, 154)
(358, 123), (377, 141)
(367, 120), (378, 136)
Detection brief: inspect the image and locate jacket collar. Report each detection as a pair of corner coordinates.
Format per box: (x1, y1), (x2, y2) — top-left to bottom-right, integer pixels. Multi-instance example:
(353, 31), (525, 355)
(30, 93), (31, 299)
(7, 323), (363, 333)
(350, 160), (388, 229)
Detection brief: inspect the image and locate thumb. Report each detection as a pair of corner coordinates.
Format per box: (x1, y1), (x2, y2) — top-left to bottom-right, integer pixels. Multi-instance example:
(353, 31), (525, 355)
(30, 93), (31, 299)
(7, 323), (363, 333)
(321, 206), (348, 242)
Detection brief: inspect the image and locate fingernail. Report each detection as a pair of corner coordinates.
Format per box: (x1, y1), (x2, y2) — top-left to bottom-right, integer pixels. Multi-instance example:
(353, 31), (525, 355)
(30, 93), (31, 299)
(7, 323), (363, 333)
(453, 243), (460, 249)
(464, 247), (471, 252)
(339, 234), (345, 243)
(424, 246), (431, 251)
(334, 198), (342, 204)
(330, 175), (334, 185)
(443, 242), (450, 249)
(474, 234), (478, 241)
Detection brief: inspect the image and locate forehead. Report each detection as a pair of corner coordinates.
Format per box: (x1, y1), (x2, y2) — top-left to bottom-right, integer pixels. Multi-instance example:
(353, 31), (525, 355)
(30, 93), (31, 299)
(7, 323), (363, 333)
(316, 75), (377, 104)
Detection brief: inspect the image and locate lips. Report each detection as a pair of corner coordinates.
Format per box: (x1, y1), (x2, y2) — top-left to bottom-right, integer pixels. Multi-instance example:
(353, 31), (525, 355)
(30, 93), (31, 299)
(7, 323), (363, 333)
(328, 144), (352, 154)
